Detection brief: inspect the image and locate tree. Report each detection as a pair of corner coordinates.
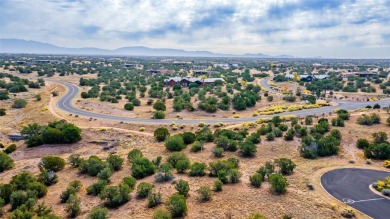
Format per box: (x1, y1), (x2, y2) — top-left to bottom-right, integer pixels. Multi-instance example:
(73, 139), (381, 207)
(136, 182), (154, 198)
(124, 103), (134, 111)
(99, 183), (131, 207)
(154, 127), (170, 142)
(269, 174), (288, 194)
(275, 158), (296, 175)
(153, 209), (172, 219)
(106, 154), (124, 171)
(154, 110), (165, 119)
(153, 100), (166, 111)
(189, 162), (207, 176)
(0, 108), (6, 116)
(198, 186), (212, 202)
(165, 135), (185, 151)
(182, 132), (196, 145)
(373, 132), (388, 144)
(357, 138), (370, 149)
(166, 194), (187, 217)
(239, 141), (257, 157)
(131, 157), (156, 179)
(12, 99), (27, 108)
(0, 152), (14, 172)
(66, 194), (81, 218)
(250, 173), (263, 188)
(175, 179), (190, 197)
(88, 207), (109, 219)
(40, 156), (65, 172)
(148, 192), (162, 208)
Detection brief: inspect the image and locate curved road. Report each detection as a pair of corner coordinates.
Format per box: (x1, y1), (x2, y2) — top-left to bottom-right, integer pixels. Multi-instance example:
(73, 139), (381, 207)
(260, 78), (277, 93)
(321, 168), (390, 219)
(53, 80), (390, 124)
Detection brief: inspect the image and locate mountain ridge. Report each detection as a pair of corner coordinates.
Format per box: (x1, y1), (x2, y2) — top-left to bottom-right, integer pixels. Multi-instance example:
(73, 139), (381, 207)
(0, 39), (294, 58)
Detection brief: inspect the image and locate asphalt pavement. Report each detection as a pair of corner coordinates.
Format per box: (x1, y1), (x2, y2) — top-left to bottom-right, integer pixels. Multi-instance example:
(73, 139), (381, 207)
(53, 80), (390, 124)
(321, 168), (390, 219)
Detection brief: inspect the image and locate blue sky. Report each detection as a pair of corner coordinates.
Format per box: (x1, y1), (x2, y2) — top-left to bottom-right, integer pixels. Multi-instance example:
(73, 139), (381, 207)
(1, 0), (390, 58)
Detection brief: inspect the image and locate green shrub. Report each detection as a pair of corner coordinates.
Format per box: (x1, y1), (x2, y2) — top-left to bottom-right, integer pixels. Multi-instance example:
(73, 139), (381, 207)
(284, 129), (294, 141)
(198, 186), (212, 202)
(0, 108), (6, 116)
(176, 160), (190, 174)
(80, 156), (107, 176)
(278, 124), (289, 131)
(257, 162), (275, 179)
(131, 157), (156, 179)
(247, 132), (261, 144)
(153, 100), (166, 111)
(166, 194), (187, 217)
(275, 158), (296, 175)
(12, 99), (27, 108)
(148, 192), (162, 208)
(330, 129), (342, 140)
(247, 213), (268, 219)
(213, 180), (223, 192)
(106, 154), (124, 171)
(250, 173), (263, 188)
(127, 149), (143, 162)
(153, 209), (172, 219)
(10, 171), (35, 190)
(154, 164), (174, 183)
(175, 179), (190, 197)
(88, 207), (109, 219)
(87, 180), (108, 196)
(65, 194), (81, 218)
(269, 174), (288, 194)
(189, 162), (207, 176)
(40, 156), (65, 172)
(154, 127), (170, 142)
(68, 154), (83, 167)
(0, 152), (14, 172)
(266, 132), (275, 141)
(97, 167), (112, 181)
(60, 180), (82, 203)
(167, 152), (189, 169)
(357, 138), (370, 149)
(121, 177), (137, 190)
(4, 144), (17, 154)
(137, 182), (154, 198)
(305, 117), (313, 125)
(239, 141), (257, 157)
(27, 181), (47, 198)
(38, 170), (58, 186)
(10, 191), (28, 210)
(124, 102), (134, 111)
(182, 132), (196, 144)
(165, 135), (185, 151)
(190, 140), (204, 152)
(213, 147), (224, 157)
(372, 132), (388, 144)
(154, 111), (165, 119)
(99, 183), (131, 208)
(331, 117), (345, 127)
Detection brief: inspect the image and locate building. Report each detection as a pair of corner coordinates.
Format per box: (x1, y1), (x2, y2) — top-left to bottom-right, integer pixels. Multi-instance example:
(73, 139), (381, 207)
(7, 132), (25, 141)
(285, 74), (328, 82)
(164, 77), (224, 87)
(147, 69), (176, 76)
(340, 72), (377, 78)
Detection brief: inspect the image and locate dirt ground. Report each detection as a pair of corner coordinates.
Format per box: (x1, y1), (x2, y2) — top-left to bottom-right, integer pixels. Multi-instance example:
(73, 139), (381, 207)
(2, 111), (390, 218)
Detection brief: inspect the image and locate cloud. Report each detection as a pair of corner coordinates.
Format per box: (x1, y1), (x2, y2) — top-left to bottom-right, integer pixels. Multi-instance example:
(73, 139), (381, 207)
(0, 0), (390, 58)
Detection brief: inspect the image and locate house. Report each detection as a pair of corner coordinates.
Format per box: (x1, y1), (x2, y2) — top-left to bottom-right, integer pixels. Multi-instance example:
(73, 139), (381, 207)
(285, 74), (328, 81)
(148, 69), (176, 76)
(340, 72), (377, 78)
(7, 132), (25, 141)
(164, 77), (224, 87)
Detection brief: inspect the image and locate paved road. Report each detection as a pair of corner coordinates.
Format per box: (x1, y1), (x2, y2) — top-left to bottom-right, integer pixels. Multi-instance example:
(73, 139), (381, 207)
(260, 78), (277, 93)
(321, 168), (390, 219)
(53, 80), (390, 124)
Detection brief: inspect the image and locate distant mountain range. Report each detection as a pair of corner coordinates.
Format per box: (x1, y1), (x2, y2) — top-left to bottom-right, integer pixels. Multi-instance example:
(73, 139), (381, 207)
(0, 39), (295, 58)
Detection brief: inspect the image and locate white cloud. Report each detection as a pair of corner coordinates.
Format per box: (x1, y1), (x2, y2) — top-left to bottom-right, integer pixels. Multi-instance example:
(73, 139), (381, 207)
(1, 0), (389, 58)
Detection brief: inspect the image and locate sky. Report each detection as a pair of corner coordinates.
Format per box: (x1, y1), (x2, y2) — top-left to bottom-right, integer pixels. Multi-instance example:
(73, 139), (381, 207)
(1, 0), (390, 58)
